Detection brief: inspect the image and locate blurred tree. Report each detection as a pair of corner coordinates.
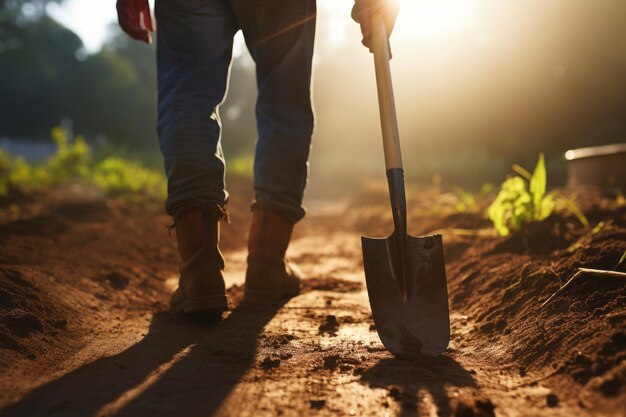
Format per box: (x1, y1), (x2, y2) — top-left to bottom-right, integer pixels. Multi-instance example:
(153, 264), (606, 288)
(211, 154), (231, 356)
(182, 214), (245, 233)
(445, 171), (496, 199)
(71, 28), (160, 158)
(0, 2), (258, 165)
(0, 13), (82, 136)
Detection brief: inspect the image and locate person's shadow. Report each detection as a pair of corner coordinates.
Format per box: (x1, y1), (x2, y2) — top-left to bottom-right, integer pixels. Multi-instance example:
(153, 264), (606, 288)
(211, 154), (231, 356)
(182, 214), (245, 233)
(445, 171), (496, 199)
(360, 354), (478, 417)
(1, 300), (282, 417)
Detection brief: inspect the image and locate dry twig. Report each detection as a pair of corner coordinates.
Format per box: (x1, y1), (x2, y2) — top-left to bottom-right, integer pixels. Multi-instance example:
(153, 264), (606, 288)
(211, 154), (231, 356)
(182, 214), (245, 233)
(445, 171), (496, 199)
(540, 271), (583, 308)
(540, 267), (625, 308)
(577, 267), (626, 279)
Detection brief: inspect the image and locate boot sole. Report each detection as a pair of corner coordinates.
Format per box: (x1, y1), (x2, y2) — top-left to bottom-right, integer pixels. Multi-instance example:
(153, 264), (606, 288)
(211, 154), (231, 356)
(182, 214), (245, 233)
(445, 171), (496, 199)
(171, 295), (229, 315)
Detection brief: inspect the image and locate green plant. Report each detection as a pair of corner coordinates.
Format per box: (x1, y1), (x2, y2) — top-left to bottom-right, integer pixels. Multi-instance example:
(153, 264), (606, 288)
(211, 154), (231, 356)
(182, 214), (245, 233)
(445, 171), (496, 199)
(0, 150), (10, 195)
(452, 187), (477, 213)
(0, 126), (167, 203)
(46, 126), (91, 181)
(92, 157), (166, 201)
(487, 153), (555, 236)
(451, 183), (494, 213)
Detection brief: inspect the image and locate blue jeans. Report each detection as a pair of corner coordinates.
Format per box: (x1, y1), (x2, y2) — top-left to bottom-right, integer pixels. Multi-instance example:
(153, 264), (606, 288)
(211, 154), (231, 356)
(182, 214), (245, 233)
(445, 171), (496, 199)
(155, 0), (317, 223)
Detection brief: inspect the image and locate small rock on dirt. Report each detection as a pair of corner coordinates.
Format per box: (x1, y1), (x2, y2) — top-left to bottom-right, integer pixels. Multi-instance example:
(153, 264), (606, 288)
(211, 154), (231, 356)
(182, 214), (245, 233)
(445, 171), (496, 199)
(309, 399), (325, 409)
(546, 393), (559, 407)
(323, 354), (340, 370)
(102, 272), (130, 290)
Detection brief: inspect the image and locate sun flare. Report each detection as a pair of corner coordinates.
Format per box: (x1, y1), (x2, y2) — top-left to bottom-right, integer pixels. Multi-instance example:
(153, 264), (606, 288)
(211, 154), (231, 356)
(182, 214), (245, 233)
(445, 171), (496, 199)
(395, 0), (478, 39)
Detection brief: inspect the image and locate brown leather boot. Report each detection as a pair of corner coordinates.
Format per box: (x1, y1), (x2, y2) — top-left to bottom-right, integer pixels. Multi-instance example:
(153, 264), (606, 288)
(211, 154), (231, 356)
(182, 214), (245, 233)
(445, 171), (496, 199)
(244, 207), (302, 303)
(170, 210), (229, 315)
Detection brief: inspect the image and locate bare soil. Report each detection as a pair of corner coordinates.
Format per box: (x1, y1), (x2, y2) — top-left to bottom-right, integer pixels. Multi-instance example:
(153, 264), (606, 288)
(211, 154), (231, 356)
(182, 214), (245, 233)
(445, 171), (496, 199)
(0, 180), (624, 417)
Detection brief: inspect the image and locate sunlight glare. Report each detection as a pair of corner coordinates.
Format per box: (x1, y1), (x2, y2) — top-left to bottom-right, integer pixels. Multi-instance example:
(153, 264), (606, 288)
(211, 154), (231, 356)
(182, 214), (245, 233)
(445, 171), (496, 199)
(396, 0), (478, 39)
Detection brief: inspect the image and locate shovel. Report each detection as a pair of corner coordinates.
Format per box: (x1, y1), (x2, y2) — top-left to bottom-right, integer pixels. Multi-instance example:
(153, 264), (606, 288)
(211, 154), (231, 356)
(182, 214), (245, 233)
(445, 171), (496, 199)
(361, 13), (450, 357)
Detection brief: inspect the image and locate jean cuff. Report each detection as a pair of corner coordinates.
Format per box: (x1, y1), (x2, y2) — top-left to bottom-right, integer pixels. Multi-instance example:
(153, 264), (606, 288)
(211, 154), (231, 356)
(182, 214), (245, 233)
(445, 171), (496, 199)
(251, 200), (306, 224)
(169, 200), (230, 223)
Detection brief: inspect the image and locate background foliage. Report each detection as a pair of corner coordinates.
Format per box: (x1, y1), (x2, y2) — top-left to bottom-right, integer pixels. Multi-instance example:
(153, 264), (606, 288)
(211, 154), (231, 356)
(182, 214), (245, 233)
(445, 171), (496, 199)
(1, 0), (626, 187)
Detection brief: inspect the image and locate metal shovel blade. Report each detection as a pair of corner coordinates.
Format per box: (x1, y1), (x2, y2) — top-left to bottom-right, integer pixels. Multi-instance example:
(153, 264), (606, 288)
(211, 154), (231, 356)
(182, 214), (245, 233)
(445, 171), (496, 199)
(362, 232), (449, 357)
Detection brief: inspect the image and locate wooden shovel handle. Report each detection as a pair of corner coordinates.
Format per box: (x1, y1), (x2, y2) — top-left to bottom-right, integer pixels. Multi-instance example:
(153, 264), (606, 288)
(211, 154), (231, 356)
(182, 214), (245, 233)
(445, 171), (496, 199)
(372, 13), (403, 171)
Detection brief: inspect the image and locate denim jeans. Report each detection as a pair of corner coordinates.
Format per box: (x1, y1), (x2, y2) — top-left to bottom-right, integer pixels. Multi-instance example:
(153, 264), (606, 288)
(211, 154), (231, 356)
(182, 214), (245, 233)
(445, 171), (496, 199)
(155, 0), (317, 223)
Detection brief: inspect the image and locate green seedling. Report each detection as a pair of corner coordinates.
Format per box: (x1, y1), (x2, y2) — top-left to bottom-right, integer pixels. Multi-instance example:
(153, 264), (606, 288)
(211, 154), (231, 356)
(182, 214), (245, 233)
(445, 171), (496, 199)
(566, 221), (607, 253)
(555, 196), (589, 229)
(452, 183), (494, 213)
(616, 250), (626, 270)
(453, 187), (477, 213)
(487, 153), (554, 236)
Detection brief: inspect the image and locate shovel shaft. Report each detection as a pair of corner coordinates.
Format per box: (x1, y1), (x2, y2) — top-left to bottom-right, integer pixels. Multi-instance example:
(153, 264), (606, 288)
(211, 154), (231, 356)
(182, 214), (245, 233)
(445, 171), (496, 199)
(387, 168), (409, 299)
(372, 13), (403, 171)
(372, 13), (409, 298)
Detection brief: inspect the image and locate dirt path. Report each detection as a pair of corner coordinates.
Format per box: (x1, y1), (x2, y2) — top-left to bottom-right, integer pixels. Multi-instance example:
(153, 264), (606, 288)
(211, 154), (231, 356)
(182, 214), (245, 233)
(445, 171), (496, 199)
(0, 184), (624, 416)
(0, 232), (576, 417)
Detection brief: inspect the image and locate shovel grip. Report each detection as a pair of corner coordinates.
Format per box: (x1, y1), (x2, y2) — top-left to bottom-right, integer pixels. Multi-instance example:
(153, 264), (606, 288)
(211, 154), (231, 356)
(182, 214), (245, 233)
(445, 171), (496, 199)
(372, 13), (402, 171)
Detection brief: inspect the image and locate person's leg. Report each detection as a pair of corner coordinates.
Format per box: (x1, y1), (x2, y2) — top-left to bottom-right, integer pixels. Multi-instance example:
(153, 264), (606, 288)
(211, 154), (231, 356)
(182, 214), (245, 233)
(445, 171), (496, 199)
(230, 0), (316, 302)
(156, 0), (238, 315)
(231, 0), (317, 223)
(156, 0), (238, 219)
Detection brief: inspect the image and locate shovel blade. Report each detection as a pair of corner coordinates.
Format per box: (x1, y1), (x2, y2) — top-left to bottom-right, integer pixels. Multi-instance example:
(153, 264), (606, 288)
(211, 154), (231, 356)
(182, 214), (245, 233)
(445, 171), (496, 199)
(362, 233), (449, 357)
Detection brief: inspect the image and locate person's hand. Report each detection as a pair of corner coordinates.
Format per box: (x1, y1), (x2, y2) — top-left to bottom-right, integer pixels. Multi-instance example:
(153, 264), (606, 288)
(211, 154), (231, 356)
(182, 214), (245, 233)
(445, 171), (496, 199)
(352, 0), (400, 52)
(117, 0), (154, 43)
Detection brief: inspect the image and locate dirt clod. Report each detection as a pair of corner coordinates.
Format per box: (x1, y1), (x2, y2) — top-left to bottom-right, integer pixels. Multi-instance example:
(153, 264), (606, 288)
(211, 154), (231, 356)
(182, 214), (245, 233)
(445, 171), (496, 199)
(302, 277), (363, 293)
(546, 393), (559, 407)
(101, 272), (130, 290)
(260, 356), (281, 370)
(323, 354), (340, 370)
(309, 399), (325, 409)
(319, 314), (339, 335)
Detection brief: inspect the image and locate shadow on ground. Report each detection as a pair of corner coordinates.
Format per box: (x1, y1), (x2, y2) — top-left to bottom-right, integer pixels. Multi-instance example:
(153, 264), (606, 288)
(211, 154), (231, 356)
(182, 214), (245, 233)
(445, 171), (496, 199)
(1, 302), (281, 417)
(360, 355), (477, 417)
